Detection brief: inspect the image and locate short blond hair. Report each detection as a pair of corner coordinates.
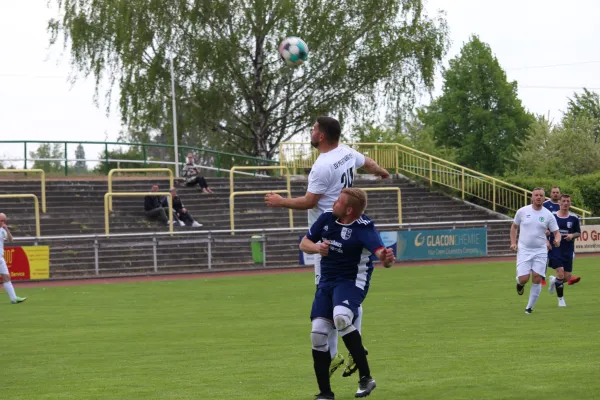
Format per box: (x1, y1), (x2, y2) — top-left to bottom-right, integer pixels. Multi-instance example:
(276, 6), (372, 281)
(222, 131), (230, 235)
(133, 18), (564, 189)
(342, 188), (367, 215)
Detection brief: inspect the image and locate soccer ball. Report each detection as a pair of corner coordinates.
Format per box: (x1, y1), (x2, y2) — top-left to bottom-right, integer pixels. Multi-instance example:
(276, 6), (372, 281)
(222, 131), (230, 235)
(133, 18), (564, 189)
(279, 37), (309, 67)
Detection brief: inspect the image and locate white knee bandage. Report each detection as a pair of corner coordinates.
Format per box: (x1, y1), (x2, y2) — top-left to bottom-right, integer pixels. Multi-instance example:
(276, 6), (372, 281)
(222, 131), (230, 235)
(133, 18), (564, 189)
(333, 305), (356, 336)
(311, 318), (333, 351)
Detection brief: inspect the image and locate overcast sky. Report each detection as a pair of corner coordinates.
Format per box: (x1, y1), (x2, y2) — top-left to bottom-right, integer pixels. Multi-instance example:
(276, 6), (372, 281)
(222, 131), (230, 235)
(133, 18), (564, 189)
(1, 0), (599, 159)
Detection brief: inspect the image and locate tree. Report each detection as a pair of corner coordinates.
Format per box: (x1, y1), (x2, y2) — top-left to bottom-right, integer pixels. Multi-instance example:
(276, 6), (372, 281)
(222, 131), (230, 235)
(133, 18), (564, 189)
(563, 88), (600, 143)
(29, 143), (64, 173)
(420, 35), (534, 175)
(48, 0), (449, 160)
(74, 144), (88, 172)
(512, 115), (600, 178)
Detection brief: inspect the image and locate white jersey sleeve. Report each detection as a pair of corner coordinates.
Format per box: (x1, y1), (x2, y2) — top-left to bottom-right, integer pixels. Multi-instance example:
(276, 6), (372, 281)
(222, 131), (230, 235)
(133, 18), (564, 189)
(351, 148), (366, 169)
(513, 208), (522, 225)
(547, 212), (559, 232)
(307, 165), (331, 195)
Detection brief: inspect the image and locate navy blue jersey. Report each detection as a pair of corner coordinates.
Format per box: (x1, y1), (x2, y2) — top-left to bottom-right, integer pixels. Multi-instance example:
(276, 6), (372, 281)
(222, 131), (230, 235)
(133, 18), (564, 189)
(543, 200), (560, 213)
(549, 213), (581, 260)
(306, 212), (385, 290)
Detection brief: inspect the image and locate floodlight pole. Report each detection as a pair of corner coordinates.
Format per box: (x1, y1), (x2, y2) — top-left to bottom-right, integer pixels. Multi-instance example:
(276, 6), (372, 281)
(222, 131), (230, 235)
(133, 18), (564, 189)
(169, 54), (180, 178)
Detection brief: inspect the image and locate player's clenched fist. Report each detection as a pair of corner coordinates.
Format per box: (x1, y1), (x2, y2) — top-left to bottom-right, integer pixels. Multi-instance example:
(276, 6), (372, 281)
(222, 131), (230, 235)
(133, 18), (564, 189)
(264, 192), (282, 207)
(376, 247), (395, 268)
(318, 240), (330, 257)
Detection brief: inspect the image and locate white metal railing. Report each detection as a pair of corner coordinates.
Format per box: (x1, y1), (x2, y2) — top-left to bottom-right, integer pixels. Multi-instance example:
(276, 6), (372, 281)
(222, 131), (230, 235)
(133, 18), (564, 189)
(12, 217), (600, 278)
(17, 217), (600, 242)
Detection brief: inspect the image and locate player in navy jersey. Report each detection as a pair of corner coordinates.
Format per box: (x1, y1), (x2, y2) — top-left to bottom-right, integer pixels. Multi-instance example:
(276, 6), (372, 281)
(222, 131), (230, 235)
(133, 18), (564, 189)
(542, 186), (561, 213)
(542, 186), (581, 285)
(300, 188), (395, 399)
(547, 195), (581, 307)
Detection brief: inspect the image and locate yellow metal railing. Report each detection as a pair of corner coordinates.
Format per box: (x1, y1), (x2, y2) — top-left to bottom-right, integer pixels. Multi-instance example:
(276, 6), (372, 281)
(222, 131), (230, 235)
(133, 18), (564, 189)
(108, 168), (174, 212)
(0, 169), (46, 213)
(279, 141), (592, 219)
(104, 192), (173, 235)
(229, 190), (293, 235)
(360, 187), (402, 224)
(0, 194), (41, 237)
(229, 166), (291, 196)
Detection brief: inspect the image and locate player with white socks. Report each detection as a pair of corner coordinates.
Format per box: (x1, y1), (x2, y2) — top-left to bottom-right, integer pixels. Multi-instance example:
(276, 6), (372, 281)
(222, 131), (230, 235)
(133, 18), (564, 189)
(265, 116), (389, 377)
(0, 213), (26, 304)
(510, 188), (560, 314)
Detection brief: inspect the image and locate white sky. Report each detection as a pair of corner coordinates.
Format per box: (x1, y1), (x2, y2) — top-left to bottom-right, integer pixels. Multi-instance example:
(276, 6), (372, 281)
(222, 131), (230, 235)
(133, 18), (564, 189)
(1, 0), (599, 158)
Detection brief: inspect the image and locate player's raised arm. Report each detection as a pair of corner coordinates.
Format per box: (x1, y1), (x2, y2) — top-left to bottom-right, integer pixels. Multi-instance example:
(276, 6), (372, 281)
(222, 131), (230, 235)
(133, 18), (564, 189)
(265, 191), (323, 210)
(361, 157), (390, 179)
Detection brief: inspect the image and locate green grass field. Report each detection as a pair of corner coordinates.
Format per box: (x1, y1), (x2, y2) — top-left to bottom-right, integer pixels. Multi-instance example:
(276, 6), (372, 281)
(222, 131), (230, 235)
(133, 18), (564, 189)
(3, 259), (600, 400)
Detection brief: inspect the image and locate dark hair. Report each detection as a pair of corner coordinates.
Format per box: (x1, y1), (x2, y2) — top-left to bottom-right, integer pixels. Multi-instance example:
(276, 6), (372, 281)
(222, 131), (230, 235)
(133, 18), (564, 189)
(561, 194), (571, 199)
(316, 116), (341, 143)
(551, 186), (561, 191)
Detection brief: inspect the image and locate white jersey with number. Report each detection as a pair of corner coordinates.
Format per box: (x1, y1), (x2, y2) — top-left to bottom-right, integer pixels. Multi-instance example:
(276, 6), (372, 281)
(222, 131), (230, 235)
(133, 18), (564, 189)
(307, 145), (366, 225)
(514, 205), (559, 258)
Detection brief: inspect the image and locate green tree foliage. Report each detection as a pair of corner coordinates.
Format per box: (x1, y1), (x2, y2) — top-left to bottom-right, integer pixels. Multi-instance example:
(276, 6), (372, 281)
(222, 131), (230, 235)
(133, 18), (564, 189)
(48, 0), (449, 159)
(420, 35), (534, 175)
(513, 115), (600, 178)
(563, 88), (600, 143)
(30, 143), (64, 173)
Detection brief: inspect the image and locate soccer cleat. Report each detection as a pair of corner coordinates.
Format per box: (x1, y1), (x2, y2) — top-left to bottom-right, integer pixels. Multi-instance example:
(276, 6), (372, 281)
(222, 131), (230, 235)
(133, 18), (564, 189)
(568, 276), (581, 285)
(329, 353), (345, 378)
(343, 348), (369, 378)
(558, 298), (567, 307)
(525, 308), (533, 314)
(541, 278), (546, 286)
(314, 392), (335, 400)
(548, 275), (556, 295)
(11, 296), (26, 304)
(516, 283), (524, 296)
(355, 376), (376, 398)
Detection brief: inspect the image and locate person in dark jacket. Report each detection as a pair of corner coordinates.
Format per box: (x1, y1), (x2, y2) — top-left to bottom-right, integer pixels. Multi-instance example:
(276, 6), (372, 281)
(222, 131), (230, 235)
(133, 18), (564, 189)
(144, 184), (185, 226)
(161, 187), (203, 227)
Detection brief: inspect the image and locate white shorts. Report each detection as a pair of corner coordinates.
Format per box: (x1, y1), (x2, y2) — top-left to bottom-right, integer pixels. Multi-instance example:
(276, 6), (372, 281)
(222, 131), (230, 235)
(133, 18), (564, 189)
(516, 253), (547, 278)
(0, 258), (8, 275)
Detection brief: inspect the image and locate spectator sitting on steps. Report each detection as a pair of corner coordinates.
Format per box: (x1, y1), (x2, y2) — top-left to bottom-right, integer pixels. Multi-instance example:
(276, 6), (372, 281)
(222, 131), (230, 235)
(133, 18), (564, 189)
(162, 187), (203, 228)
(183, 153), (215, 193)
(144, 184), (185, 226)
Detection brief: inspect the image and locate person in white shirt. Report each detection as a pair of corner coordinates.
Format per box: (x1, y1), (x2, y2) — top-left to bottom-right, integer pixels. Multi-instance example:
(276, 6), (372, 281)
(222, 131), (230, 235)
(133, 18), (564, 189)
(265, 116), (389, 378)
(510, 188), (560, 314)
(0, 213), (26, 304)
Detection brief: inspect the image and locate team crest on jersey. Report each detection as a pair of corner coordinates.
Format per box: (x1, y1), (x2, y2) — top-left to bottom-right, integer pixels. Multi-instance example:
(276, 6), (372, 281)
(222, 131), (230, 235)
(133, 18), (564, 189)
(567, 221), (573, 228)
(539, 217), (545, 222)
(341, 227), (352, 240)
(323, 225), (328, 231)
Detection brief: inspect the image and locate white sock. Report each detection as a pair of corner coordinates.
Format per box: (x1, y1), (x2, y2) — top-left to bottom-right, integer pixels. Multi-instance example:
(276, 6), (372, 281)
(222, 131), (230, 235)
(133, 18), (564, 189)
(354, 305), (363, 335)
(328, 328), (338, 359)
(3, 282), (17, 302)
(526, 283), (542, 309)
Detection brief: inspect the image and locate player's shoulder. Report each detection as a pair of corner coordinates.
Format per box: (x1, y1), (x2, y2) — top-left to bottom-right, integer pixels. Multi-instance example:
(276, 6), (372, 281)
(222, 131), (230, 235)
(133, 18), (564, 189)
(568, 212), (581, 220)
(354, 214), (374, 227)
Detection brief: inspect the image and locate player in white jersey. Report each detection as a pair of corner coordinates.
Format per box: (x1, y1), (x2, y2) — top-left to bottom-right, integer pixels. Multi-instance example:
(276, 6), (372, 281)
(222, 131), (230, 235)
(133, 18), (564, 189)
(265, 116), (389, 378)
(510, 189), (559, 314)
(0, 213), (27, 304)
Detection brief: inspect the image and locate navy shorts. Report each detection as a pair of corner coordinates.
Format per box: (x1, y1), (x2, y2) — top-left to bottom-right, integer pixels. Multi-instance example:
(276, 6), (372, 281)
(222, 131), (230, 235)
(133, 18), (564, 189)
(549, 257), (573, 273)
(310, 280), (366, 322)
